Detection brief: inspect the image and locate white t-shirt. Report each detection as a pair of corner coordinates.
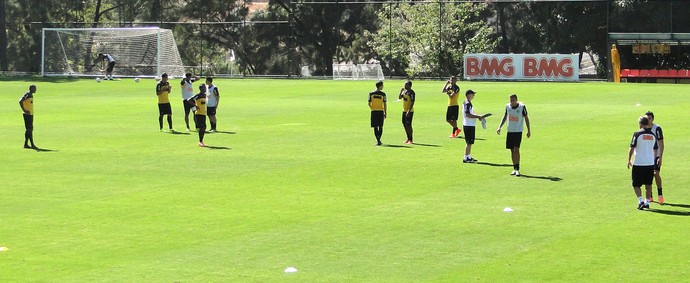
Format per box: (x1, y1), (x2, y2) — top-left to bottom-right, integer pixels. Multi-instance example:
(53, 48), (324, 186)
(206, 85), (219, 107)
(180, 78), (194, 100)
(630, 128), (658, 166)
(462, 99), (476, 126)
(104, 54), (115, 63)
(505, 103), (528, 132)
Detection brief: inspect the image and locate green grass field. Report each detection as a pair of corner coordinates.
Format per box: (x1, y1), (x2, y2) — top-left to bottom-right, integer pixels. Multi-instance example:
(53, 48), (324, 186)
(1, 77), (689, 282)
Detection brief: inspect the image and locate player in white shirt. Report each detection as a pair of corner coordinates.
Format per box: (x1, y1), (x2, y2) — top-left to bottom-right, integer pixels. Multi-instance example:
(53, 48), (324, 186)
(496, 94), (531, 176)
(97, 53), (116, 80)
(180, 73), (201, 131)
(461, 90), (487, 163)
(205, 77), (220, 132)
(627, 116), (658, 210)
(645, 111), (665, 204)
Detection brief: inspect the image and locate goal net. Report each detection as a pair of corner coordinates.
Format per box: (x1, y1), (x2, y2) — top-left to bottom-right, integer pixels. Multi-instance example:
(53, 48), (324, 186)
(41, 27), (185, 78)
(332, 63), (384, 80)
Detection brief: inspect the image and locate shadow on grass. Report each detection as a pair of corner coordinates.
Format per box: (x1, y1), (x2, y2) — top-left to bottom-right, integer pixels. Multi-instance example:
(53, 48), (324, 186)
(475, 161), (512, 167)
(647, 208), (690, 216)
(205, 145), (231, 150)
(168, 130), (190, 135)
(455, 136), (486, 141)
(209, 131), (235, 135)
(31, 147), (57, 152)
(518, 174), (563, 182)
(660, 203), (690, 209)
(382, 144), (411, 149)
(412, 143), (441, 147)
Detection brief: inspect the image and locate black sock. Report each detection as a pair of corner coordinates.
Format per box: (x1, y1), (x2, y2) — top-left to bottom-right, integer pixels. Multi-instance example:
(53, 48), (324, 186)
(658, 188), (663, 196)
(453, 127), (457, 134)
(199, 130), (205, 142)
(515, 164), (520, 171)
(211, 122), (216, 130)
(167, 116), (173, 129)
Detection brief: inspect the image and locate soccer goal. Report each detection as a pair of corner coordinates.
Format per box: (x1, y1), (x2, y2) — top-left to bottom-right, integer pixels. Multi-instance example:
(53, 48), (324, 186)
(41, 27), (185, 78)
(332, 63), (384, 80)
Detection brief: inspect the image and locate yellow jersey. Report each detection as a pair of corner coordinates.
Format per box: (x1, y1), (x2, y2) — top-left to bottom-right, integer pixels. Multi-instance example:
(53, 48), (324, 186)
(156, 81), (171, 104)
(192, 93), (207, 115)
(19, 92), (33, 115)
(401, 89), (415, 112)
(368, 90), (386, 111)
(446, 84), (460, 106)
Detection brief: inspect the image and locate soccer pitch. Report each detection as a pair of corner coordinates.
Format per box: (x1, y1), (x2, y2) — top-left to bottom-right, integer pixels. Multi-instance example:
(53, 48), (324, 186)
(1, 77), (689, 282)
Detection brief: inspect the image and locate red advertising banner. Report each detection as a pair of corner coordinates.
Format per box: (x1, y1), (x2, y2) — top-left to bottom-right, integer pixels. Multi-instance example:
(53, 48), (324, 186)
(463, 54), (579, 81)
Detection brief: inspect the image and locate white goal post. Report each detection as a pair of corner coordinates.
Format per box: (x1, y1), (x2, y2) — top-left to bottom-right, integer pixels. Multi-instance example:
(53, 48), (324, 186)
(333, 63), (384, 80)
(41, 27), (185, 78)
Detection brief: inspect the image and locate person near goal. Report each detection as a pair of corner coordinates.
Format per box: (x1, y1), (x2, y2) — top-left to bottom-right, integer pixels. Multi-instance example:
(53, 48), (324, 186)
(97, 53), (116, 80)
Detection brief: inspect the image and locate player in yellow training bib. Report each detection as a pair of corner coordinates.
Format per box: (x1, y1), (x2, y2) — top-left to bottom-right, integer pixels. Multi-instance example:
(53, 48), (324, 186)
(398, 80), (415, 144)
(187, 84), (208, 147)
(368, 80), (387, 146)
(156, 73), (174, 131)
(19, 85), (38, 149)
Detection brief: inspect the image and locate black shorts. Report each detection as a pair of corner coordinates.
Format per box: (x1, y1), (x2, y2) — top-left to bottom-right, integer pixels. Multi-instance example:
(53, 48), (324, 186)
(107, 61), (115, 72)
(183, 100), (194, 114)
(371, 111), (384, 127)
(194, 114), (207, 129)
(446, 105), (459, 121)
(207, 106), (217, 116)
(632, 165), (655, 187)
(158, 103), (172, 115)
(463, 126), (476, 144)
(23, 113), (33, 130)
(655, 157), (661, 171)
(401, 112), (414, 125)
(506, 132), (523, 149)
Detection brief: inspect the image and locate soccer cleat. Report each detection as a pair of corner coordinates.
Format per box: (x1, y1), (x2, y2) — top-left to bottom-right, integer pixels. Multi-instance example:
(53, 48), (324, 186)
(449, 134), (456, 138)
(24, 145), (32, 149)
(375, 141), (382, 146)
(658, 195), (665, 205)
(637, 202), (645, 210)
(514, 171), (521, 176)
(455, 128), (462, 136)
(648, 197), (654, 203)
(642, 203), (650, 209)
(510, 170), (517, 175)
(198, 142), (207, 147)
(463, 158), (477, 164)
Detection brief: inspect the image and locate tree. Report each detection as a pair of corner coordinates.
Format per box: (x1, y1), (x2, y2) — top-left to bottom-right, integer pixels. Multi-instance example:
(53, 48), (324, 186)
(369, 2), (495, 77)
(0, 0), (7, 71)
(265, 1), (381, 76)
(173, 0), (250, 75)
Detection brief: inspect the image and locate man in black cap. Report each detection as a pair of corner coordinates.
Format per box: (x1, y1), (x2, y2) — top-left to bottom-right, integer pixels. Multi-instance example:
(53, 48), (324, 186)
(461, 89), (488, 163)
